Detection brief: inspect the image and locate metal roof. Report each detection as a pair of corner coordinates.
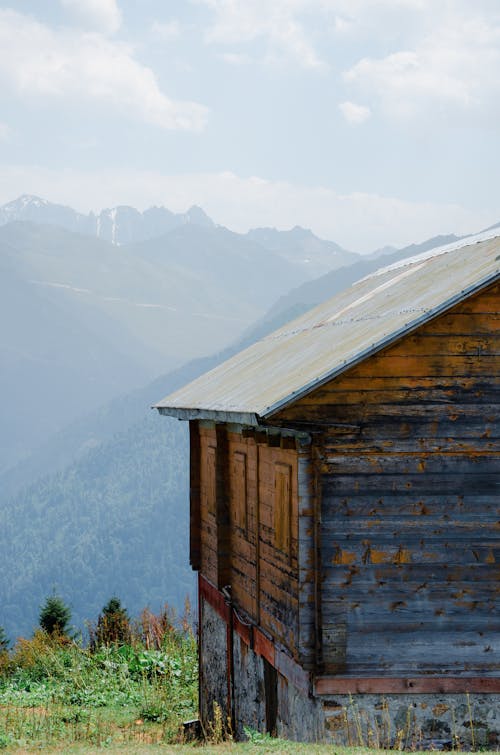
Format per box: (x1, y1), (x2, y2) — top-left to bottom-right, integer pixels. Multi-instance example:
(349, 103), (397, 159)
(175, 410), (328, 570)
(155, 229), (500, 424)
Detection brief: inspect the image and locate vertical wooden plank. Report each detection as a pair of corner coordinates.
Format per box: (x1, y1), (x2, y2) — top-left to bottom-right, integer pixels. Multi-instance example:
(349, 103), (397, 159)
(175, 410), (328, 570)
(231, 451), (247, 533)
(274, 462), (292, 556)
(256, 441), (262, 626)
(207, 445), (216, 516)
(189, 420), (201, 571)
(216, 424), (231, 589)
(297, 435), (319, 671)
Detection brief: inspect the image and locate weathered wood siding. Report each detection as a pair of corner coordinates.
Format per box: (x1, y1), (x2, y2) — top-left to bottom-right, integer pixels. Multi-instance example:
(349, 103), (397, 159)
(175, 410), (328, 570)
(199, 425), (218, 585)
(196, 425), (301, 657)
(276, 281), (500, 676)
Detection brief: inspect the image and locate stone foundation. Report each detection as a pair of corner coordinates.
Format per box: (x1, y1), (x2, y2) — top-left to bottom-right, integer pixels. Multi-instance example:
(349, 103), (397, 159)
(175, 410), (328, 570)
(323, 693), (500, 750)
(199, 594), (500, 748)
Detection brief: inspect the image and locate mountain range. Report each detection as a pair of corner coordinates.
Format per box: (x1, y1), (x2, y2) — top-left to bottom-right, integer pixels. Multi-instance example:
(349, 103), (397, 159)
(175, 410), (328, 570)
(0, 195), (357, 278)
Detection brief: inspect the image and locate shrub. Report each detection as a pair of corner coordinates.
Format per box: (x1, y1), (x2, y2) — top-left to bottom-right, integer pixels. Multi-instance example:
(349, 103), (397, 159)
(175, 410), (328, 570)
(39, 594), (71, 637)
(0, 627), (9, 653)
(92, 597), (131, 648)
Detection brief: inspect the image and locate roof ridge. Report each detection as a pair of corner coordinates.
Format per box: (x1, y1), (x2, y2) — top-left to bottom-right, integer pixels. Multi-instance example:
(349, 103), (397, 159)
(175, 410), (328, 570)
(363, 226), (500, 281)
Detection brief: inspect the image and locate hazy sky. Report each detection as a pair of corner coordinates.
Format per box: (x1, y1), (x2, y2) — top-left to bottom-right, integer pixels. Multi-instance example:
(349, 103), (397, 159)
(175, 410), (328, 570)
(0, 0), (499, 252)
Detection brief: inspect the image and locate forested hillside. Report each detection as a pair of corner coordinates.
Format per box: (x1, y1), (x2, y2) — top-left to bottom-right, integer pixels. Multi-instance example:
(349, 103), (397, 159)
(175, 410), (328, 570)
(0, 413), (190, 640)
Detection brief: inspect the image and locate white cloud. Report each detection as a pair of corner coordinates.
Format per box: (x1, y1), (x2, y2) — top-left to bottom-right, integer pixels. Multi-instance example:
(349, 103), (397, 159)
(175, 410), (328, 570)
(0, 10), (207, 131)
(0, 165), (494, 253)
(199, 0), (326, 69)
(343, 7), (500, 120)
(339, 101), (371, 124)
(60, 0), (122, 35)
(151, 20), (181, 41)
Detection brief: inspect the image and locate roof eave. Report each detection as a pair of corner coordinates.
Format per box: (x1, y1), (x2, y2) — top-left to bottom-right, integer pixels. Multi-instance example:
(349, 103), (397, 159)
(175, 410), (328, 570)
(155, 406), (261, 426)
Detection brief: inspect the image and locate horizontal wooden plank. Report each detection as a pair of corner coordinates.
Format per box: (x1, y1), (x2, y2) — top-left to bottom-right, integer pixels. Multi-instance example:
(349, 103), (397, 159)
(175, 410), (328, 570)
(349, 354), (500, 379)
(373, 334), (500, 358)
(322, 542), (500, 565)
(321, 516), (500, 538)
(321, 451), (500, 474)
(315, 677), (500, 695)
(284, 403), (500, 428)
(332, 630), (500, 658)
(318, 402), (499, 423)
(313, 385), (500, 409)
(451, 284), (500, 313)
(322, 566), (500, 593)
(321, 438), (499, 454)
(322, 593), (499, 619)
(313, 375), (500, 396)
(322, 473), (499, 495)
(321, 493), (498, 518)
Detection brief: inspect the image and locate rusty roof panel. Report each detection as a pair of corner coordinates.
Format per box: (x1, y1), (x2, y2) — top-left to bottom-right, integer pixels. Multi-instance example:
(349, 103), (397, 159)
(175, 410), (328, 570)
(155, 230), (500, 422)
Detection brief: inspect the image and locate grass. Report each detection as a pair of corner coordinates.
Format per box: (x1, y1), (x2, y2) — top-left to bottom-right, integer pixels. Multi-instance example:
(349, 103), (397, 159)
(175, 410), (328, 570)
(1, 743), (499, 754)
(0, 617), (497, 753)
(0, 612), (198, 752)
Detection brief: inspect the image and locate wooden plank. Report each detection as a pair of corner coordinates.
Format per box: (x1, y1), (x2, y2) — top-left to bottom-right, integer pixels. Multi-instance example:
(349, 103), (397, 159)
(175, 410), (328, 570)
(322, 472), (498, 496)
(322, 542), (500, 565)
(189, 420), (201, 571)
(230, 450), (248, 533)
(314, 677), (500, 695)
(199, 573), (230, 623)
(297, 442), (317, 670)
(321, 438), (499, 454)
(308, 375), (500, 398)
(373, 334), (500, 357)
(320, 452), (500, 474)
(321, 492), (498, 516)
(274, 462), (292, 558)
(321, 516), (500, 538)
(214, 425), (231, 589)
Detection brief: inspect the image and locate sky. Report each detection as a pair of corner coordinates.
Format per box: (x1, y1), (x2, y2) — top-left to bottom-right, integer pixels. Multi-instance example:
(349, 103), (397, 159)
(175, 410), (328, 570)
(0, 0), (499, 252)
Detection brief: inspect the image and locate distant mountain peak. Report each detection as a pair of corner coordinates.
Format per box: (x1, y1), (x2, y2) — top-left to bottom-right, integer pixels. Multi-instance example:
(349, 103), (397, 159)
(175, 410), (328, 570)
(3, 194), (50, 214)
(0, 195), (217, 245)
(184, 205), (214, 228)
(16, 194), (49, 207)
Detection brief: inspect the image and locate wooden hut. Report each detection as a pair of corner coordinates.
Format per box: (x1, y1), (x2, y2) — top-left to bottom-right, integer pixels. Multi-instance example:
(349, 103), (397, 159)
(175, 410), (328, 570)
(155, 231), (500, 746)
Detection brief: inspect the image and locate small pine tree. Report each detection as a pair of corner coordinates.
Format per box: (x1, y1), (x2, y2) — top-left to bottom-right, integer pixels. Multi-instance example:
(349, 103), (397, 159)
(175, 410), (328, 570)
(39, 594), (71, 636)
(95, 597), (131, 647)
(0, 626), (9, 652)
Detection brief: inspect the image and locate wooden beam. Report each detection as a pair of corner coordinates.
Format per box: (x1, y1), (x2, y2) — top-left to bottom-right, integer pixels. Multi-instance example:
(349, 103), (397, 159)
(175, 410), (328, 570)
(199, 573), (230, 623)
(314, 676), (500, 695)
(189, 420), (201, 571)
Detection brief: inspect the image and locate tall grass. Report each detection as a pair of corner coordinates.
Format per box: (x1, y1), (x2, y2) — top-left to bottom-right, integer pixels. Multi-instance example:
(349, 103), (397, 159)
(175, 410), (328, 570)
(0, 606), (197, 750)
